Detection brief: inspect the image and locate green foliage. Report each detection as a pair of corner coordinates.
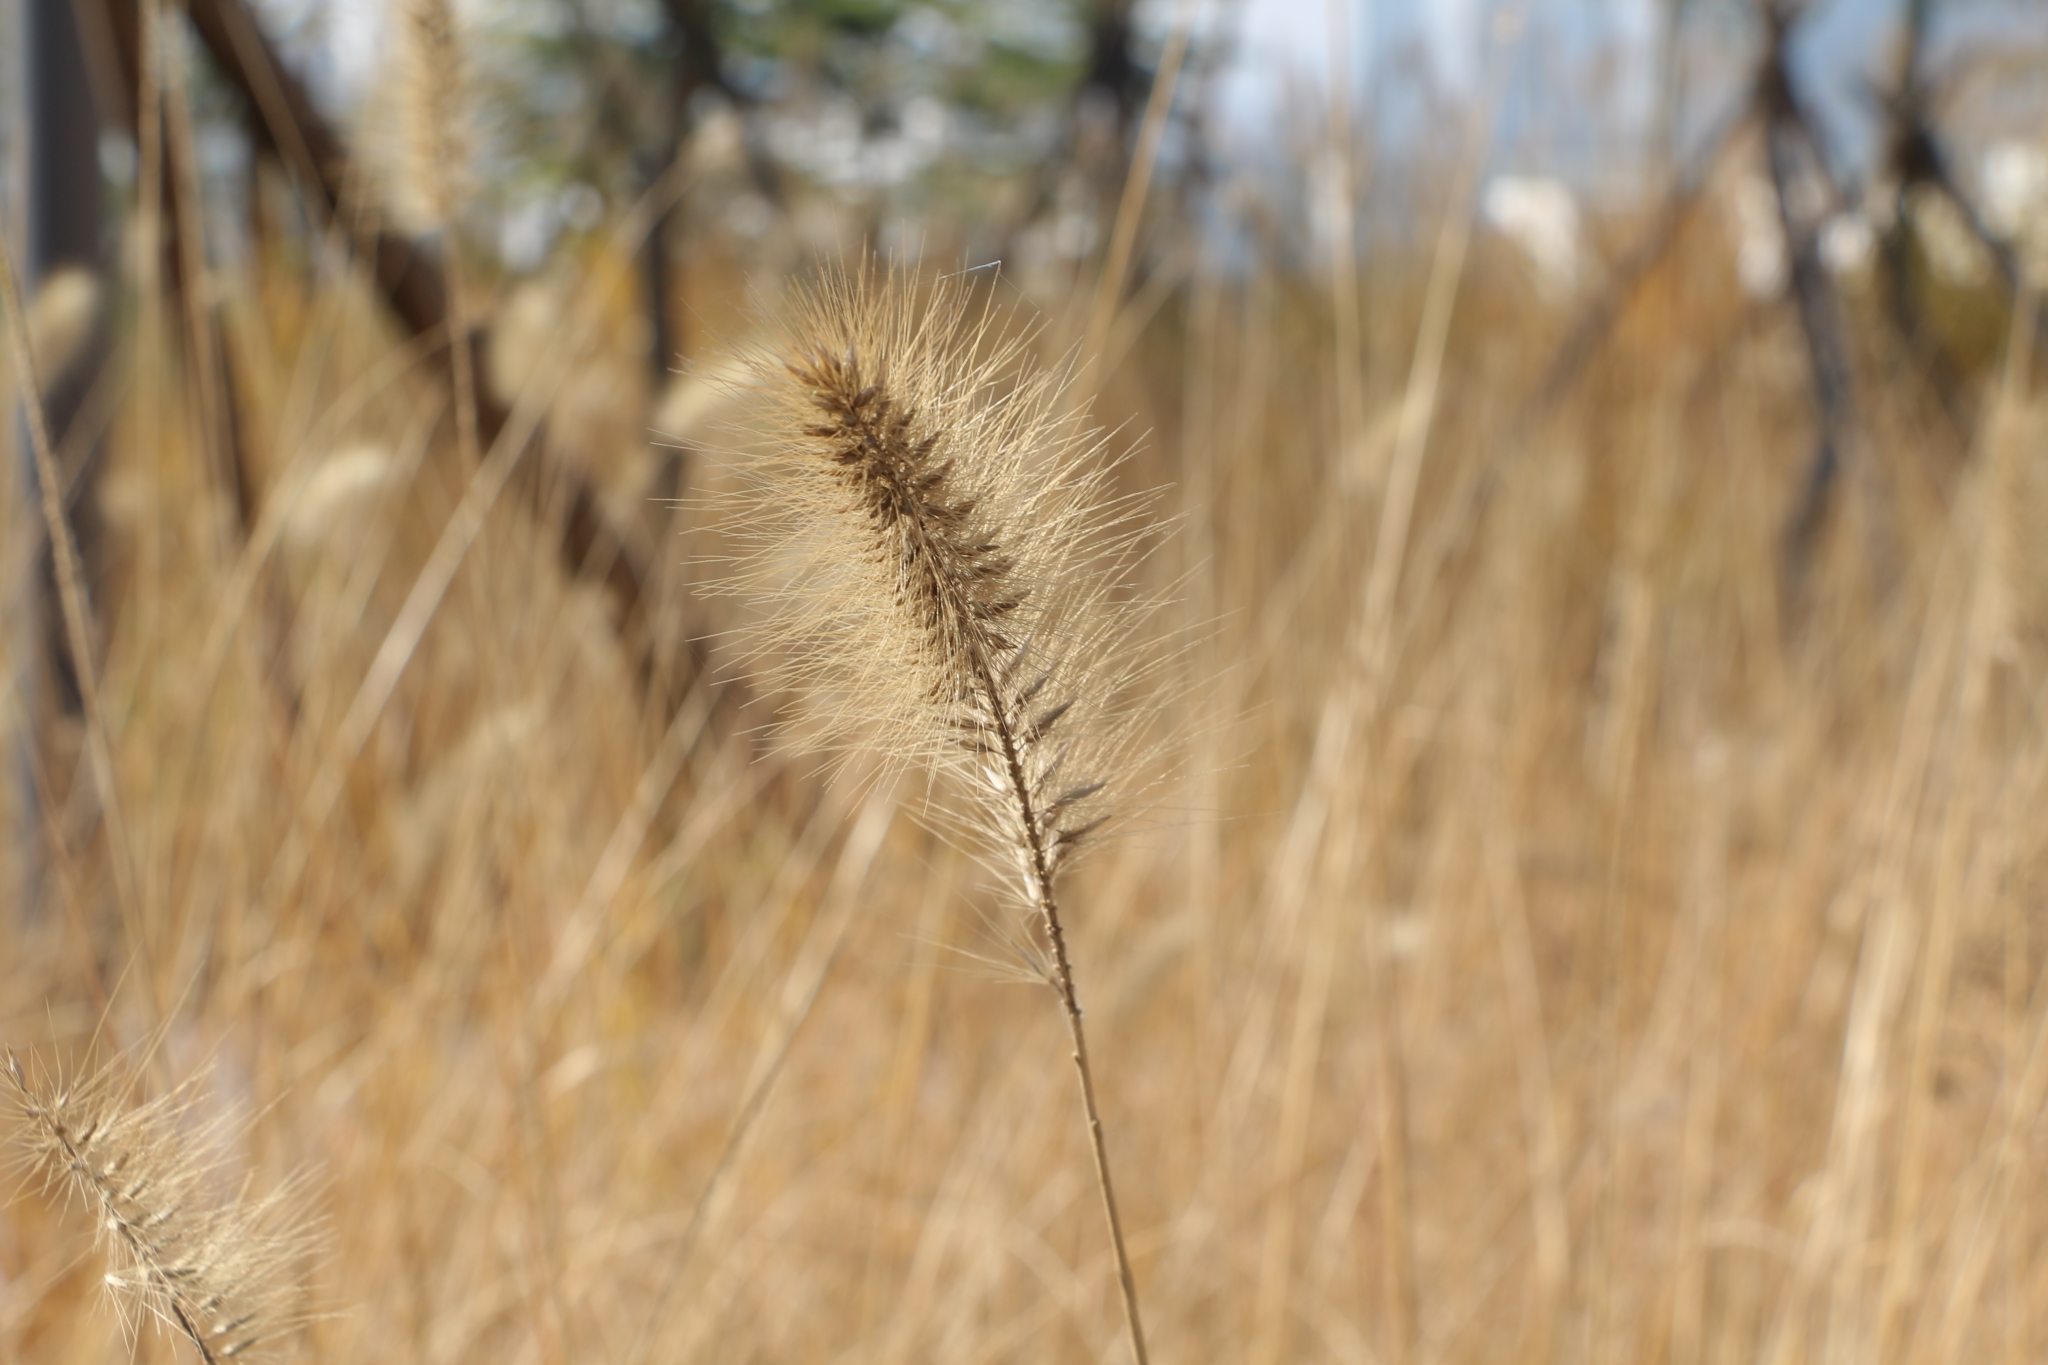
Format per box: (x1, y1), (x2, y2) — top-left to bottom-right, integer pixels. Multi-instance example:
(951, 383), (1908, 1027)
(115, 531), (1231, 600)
(470, 0), (1114, 236)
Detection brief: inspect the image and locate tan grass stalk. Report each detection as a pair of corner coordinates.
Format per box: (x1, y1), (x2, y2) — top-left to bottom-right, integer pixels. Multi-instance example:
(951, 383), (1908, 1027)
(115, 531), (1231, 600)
(160, 10), (238, 558)
(0, 243), (149, 981)
(4, 1050), (312, 1362)
(626, 787), (897, 1362)
(715, 264), (1170, 1363)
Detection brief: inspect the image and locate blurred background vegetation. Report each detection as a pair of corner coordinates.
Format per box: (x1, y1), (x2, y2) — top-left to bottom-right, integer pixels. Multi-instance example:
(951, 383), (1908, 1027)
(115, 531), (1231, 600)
(5, 1), (2048, 1362)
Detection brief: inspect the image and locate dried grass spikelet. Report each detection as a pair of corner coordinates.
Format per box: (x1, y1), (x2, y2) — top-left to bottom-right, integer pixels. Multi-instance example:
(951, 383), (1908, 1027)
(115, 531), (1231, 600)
(4, 1049), (315, 1363)
(392, 0), (474, 235)
(283, 443), (397, 553)
(25, 265), (102, 385)
(712, 264), (1172, 917)
(484, 275), (558, 402)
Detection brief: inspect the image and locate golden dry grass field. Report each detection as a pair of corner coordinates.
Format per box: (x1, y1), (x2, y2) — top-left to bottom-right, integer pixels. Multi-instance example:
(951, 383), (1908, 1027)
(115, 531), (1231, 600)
(5, 2), (2048, 1362)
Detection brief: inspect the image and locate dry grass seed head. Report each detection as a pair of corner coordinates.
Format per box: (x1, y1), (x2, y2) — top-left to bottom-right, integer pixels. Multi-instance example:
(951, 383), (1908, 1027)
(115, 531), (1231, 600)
(393, 0), (473, 233)
(4, 1049), (315, 1362)
(710, 265), (1175, 916)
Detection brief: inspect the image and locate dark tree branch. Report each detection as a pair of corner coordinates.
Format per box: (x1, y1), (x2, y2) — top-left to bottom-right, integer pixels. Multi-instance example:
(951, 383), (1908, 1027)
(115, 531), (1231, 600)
(1762, 6), (1862, 566)
(1874, 0), (2043, 360)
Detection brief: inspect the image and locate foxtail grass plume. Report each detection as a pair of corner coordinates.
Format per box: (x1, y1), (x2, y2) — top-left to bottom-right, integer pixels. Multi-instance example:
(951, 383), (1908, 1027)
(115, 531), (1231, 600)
(25, 266), (102, 386)
(715, 266), (1170, 896)
(5, 1050), (314, 1363)
(283, 443), (398, 553)
(392, 0), (473, 235)
(712, 261), (1168, 1363)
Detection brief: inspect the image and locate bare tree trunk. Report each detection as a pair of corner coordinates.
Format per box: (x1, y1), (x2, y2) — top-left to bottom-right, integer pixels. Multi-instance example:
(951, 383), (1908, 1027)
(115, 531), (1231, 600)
(25, 0), (108, 702)
(993, 0), (1161, 259)
(643, 0), (735, 382)
(1652, 0), (1686, 173)
(14, 0), (111, 917)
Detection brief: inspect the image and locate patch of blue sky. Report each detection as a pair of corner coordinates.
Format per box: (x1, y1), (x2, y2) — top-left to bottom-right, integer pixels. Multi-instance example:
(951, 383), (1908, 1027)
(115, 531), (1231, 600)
(1196, 0), (2045, 189)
